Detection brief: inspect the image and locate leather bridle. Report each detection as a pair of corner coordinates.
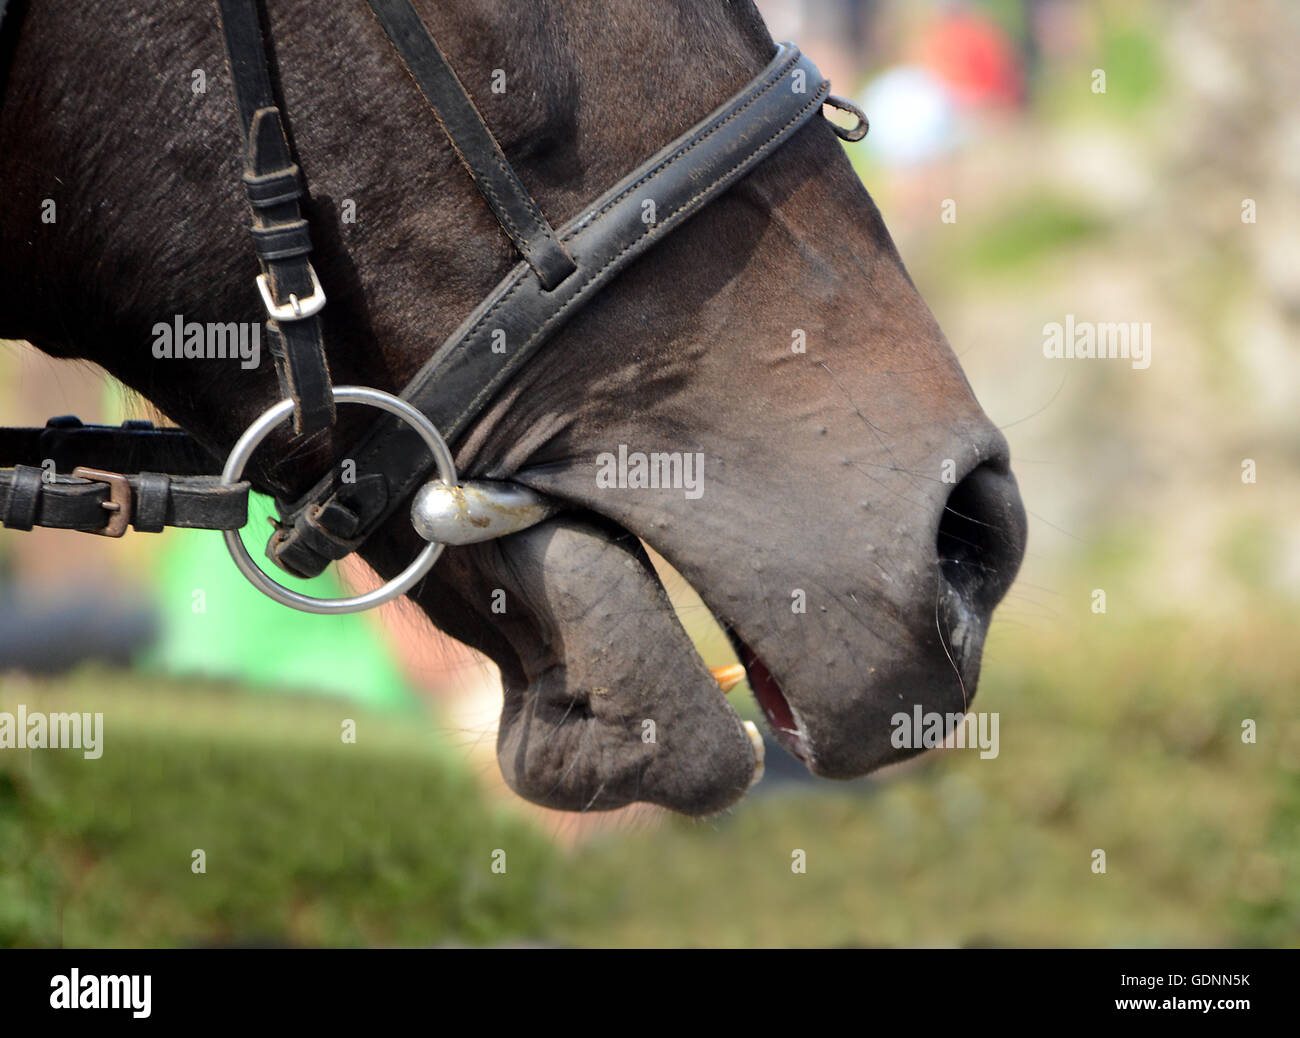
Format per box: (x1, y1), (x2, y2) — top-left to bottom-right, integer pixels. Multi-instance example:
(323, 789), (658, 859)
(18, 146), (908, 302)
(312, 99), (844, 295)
(0, 0), (867, 613)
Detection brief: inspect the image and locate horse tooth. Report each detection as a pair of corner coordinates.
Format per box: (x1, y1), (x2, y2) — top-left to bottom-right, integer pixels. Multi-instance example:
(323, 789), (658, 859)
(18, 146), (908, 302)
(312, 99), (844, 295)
(743, 720), (765, 786)
(710, 663), (747, 693)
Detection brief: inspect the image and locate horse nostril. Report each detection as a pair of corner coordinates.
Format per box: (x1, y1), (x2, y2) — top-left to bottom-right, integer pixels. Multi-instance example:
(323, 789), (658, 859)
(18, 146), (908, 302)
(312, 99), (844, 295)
(936, 461), (1027, 616)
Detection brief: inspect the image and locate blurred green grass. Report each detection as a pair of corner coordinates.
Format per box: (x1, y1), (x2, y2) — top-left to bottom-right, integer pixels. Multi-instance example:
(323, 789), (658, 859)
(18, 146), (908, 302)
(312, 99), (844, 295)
(553, 599), (1299, 948)
(2, 582), (1295, 947)
(940, 192), (1108, 276)
(0, 681), (595, 947)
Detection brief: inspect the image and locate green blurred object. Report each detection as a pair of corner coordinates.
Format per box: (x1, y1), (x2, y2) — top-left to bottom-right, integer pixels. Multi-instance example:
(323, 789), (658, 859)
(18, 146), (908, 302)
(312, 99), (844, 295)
(140, 518), (419, 713)
(951, 192), (1107, 275)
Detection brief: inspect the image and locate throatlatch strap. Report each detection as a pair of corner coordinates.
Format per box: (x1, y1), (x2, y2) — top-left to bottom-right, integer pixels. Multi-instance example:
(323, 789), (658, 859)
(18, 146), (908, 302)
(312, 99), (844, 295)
(366, 0), (577, 290)
(0, 419), (249, 535)
(0, 418), (221, 476)
(215, 0), (335, 436)
(270, 43), (830, 578)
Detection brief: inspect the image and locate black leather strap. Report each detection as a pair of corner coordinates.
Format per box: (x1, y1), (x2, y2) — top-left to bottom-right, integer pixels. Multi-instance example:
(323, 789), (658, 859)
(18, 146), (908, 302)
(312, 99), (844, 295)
(366, 0), (577, 291)
(270, 43), (829, 577)
(134, 472), (173, 533)
(0, 471), (249, 534)
(0, 418), (249, 534)
(0, 416), (223, 475)
(216, 0), (335, 437)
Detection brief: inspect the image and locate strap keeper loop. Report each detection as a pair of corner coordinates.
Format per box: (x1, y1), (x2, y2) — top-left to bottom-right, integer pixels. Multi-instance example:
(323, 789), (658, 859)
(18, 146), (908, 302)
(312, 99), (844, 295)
(2, 465), (44, 531)
(243, 165), (303, 208)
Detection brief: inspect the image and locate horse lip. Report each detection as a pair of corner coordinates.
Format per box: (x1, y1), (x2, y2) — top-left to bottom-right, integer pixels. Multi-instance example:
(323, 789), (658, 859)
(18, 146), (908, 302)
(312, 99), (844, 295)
(733, 636), (811, 764)
(519, 502), (814, 774)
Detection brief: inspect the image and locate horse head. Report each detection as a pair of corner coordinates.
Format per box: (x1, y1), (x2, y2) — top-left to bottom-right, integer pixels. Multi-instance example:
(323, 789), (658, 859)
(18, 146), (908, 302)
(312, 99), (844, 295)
(0, 0), (1026, 813)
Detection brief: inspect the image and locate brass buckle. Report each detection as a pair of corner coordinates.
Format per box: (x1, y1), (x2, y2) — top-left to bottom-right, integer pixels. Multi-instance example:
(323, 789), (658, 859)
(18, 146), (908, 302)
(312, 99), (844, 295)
(71, 466), (132, 537)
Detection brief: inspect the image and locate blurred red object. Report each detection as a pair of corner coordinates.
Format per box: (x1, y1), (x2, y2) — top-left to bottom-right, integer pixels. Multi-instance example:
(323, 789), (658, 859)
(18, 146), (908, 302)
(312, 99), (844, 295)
(918, 7), (1025, 109)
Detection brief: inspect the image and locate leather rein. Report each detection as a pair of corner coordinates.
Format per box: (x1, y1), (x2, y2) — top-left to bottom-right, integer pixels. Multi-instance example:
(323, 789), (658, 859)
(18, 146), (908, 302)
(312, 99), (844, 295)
(0, 0), (867, 613)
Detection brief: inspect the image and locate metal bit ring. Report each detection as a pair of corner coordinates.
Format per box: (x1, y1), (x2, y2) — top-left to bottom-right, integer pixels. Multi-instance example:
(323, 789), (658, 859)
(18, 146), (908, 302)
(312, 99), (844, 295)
(220, 386), (456, 615)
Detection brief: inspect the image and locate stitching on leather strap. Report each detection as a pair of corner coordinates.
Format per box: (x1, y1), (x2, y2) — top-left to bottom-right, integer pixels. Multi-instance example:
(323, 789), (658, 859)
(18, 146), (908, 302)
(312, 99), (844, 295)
(448, 54), (816, 364)
(564, 51), (802, 235)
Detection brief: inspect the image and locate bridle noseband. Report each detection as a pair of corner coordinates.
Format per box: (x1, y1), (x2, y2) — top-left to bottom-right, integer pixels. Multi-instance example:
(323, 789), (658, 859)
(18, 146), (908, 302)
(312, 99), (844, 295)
(0, 0), (868, 613)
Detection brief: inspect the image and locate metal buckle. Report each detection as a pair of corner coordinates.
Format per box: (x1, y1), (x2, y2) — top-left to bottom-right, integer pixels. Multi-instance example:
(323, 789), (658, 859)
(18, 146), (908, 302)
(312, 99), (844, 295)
(71, 466), (132, 537)
(256, 264), (326, 321)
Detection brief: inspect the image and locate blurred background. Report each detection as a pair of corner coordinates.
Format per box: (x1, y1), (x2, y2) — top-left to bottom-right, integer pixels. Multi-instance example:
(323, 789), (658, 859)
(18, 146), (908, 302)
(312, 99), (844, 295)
(2, 0), (1297, 947)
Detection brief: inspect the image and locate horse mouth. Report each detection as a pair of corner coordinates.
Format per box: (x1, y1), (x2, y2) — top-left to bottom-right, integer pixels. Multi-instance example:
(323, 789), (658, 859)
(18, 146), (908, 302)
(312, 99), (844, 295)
(589, 515), (815, 772)
(730, 635), (810, 764)
(478, 496), (828, 809)
(631, 529), (811, 768)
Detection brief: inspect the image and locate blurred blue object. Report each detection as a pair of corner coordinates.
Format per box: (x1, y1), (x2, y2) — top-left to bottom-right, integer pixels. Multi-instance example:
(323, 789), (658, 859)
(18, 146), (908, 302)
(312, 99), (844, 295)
(0, 581), (160, 673)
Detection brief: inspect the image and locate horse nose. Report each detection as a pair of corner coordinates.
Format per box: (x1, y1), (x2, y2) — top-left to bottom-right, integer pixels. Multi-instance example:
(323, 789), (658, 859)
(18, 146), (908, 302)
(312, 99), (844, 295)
(935, 459), (1027, 636)
(775, 446), (1028, 781)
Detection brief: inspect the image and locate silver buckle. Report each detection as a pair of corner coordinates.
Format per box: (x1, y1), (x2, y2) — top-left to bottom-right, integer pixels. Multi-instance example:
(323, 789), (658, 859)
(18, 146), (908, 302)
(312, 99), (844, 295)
(256, 264), (326, 321)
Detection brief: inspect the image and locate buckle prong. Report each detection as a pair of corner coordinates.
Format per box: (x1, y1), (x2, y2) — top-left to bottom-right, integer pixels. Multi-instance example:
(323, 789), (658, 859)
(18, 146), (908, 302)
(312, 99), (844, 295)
(71, 466), (132, 537)
(257, 264), (326, 322)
